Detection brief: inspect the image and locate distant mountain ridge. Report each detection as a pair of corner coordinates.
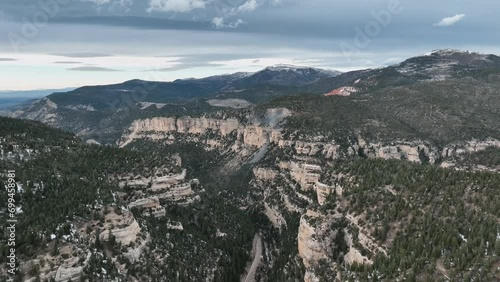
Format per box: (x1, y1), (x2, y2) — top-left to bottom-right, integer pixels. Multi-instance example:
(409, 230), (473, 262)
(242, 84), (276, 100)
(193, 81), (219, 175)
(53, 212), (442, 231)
(1, 65), (339, 112)
(3, 49), (500, 144)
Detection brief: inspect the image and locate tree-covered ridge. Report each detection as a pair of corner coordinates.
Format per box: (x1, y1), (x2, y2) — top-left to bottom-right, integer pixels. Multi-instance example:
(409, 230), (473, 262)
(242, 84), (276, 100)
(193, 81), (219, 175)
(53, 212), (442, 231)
(260, 75), (500, 145)
(0, 121), (259, 281)
(335, 159), (500, 281)
(450, 147), (500, 169)
(0, 116), (76, 148)
(0, 137), (169, 259)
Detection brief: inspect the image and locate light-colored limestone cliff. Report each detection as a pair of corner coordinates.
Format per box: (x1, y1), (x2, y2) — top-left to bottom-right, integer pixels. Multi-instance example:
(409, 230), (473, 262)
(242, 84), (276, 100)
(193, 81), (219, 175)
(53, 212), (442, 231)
(128, 196), (161, 209)
(150, 169), (187, 191)
(54, 265), (83, 282)
(253, 167), (278, 181)
(157, 182), (194, 201)
(315, 182), (333, 205)
(304, 270), (320, 282)
(240, 124), (269, 147)
(298, 211), (326, 268)
(442, 139), (500, 157)
(288, 162), (322, 191)
(100, 211), (141, 246)
(120, 116), (239, 147)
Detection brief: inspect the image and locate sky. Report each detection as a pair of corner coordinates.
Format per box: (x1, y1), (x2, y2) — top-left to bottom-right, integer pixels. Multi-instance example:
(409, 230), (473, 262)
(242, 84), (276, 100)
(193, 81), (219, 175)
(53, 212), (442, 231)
(0, 0), (499, 90)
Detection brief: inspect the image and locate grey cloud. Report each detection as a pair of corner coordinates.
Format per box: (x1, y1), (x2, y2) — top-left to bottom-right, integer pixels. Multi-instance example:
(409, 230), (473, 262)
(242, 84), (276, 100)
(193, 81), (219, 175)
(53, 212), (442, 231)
(0, 58), (17, 61)
(67, 66), (122, 71)
(1, 0), (499, 78)
(154, 62), (212, 72)
(54, 61), (83, 64)
(151, 53), (275, 71)
(53, 52), (114, 58)
(51, 16), (212, 31)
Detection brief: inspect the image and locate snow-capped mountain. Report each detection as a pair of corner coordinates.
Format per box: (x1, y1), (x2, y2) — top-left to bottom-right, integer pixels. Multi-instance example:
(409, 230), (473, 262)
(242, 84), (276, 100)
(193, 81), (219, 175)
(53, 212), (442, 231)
(234, 64), (341, 87)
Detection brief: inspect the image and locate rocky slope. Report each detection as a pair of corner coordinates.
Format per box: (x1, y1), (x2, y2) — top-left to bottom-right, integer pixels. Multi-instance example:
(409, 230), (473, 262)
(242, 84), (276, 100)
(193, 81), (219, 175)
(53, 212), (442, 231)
(3, 50), (500, 281)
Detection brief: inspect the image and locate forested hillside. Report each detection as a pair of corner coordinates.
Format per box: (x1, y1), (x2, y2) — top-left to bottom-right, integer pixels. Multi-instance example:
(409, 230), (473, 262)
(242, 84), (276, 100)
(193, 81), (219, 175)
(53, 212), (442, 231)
(0, 117), (257, 281)
(335, 159), (500, 281)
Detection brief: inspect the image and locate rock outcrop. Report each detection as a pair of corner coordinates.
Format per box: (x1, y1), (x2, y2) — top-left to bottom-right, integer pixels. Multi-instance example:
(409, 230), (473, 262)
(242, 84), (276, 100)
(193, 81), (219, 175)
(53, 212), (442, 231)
(128, 196), (161, 209)
(253, 167), (278, 181)
(285, 162), (322, 191)
(324, 86), (359, 97)
(315, 182), (333, 205)
(157, 182), (194, 201)
(100, 211), (141, 246)
(298, 211), (326, 268)
(120, 117), (239, 147)
(54, 265), (83, 282)
(239, 125), (269, 147)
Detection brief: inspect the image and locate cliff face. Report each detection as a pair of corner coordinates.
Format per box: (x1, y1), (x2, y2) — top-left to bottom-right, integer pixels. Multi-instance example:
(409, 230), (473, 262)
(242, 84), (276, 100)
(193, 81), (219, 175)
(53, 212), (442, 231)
(298, 211), (327, 268)
(315, 182), (334, 205)
(115, 111), (500, 282)
(253, 167), (278, 181)
(176, 117), (239, 136)
(99, 210), (142, 246)
(120, 116), (240, 147)
(120, 111), (500, 168)
(240, 124), (269, 147)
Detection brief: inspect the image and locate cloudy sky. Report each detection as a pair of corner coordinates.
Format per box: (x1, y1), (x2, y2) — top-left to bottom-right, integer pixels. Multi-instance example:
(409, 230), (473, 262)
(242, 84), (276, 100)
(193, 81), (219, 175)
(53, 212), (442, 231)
(0, 0), (499, 90)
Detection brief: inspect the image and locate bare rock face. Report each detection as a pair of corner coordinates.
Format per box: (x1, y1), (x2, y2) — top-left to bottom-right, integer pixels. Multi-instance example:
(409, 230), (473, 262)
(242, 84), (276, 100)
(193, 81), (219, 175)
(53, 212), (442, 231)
(288, 162), (322, 191)
(298, 211), (326, 268)
(128, 196), (161, 209)
(277, 139), (342, 159)
(324, 86), (359, 97)
(9, 98), (60, 125)
(150, 169), (187, 191)
(294, 141), (322, 156)
(356, 141), (433, 163)
(100, 211), (141, 246)
(315, 182), (333, 205)
(343, 231), (373, 266)
(304, 270), (320, 282)
(124, 234), (151, 263)
(264, 107), (291, 127)
(157, 182), (194, 201)
(442, 138), (500, 157)
(54, 265), (83, 282)
(253, 167), (278, 181)
(241, 124), (269, 147)
(132, 117), (177, 132)
(376, 145), (420, 162)
(120, 108), (291, 149)
(264, 202), (286, 229)
(120, 116), (240, 147)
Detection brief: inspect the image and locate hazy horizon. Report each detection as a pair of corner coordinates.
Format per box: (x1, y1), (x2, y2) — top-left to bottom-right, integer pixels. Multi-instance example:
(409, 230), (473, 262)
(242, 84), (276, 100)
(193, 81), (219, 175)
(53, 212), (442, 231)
(1, 0), (500, 90)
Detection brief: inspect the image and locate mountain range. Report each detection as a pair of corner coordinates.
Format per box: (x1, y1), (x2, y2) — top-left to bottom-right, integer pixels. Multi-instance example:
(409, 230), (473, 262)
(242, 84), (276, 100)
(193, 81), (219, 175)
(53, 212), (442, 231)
(1, 49), (499, 282)
(3, 49), (500, 145)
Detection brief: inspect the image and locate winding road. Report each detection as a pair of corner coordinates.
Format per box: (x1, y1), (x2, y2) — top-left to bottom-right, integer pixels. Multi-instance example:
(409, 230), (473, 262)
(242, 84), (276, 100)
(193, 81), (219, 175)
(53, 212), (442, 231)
(243, 234), (263, 282)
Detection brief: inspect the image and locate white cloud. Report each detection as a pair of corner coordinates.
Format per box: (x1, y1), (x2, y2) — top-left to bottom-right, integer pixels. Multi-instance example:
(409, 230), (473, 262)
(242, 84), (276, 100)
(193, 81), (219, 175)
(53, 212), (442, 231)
(81, 0), (112, 5)
(212, 17), (225, 28)
(238, 0), (261, 12)
(147, 0), (207, 13)
(212, 17), (245, 29)
(209, 0), (279, 30)
(434, 14), (465, 27)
